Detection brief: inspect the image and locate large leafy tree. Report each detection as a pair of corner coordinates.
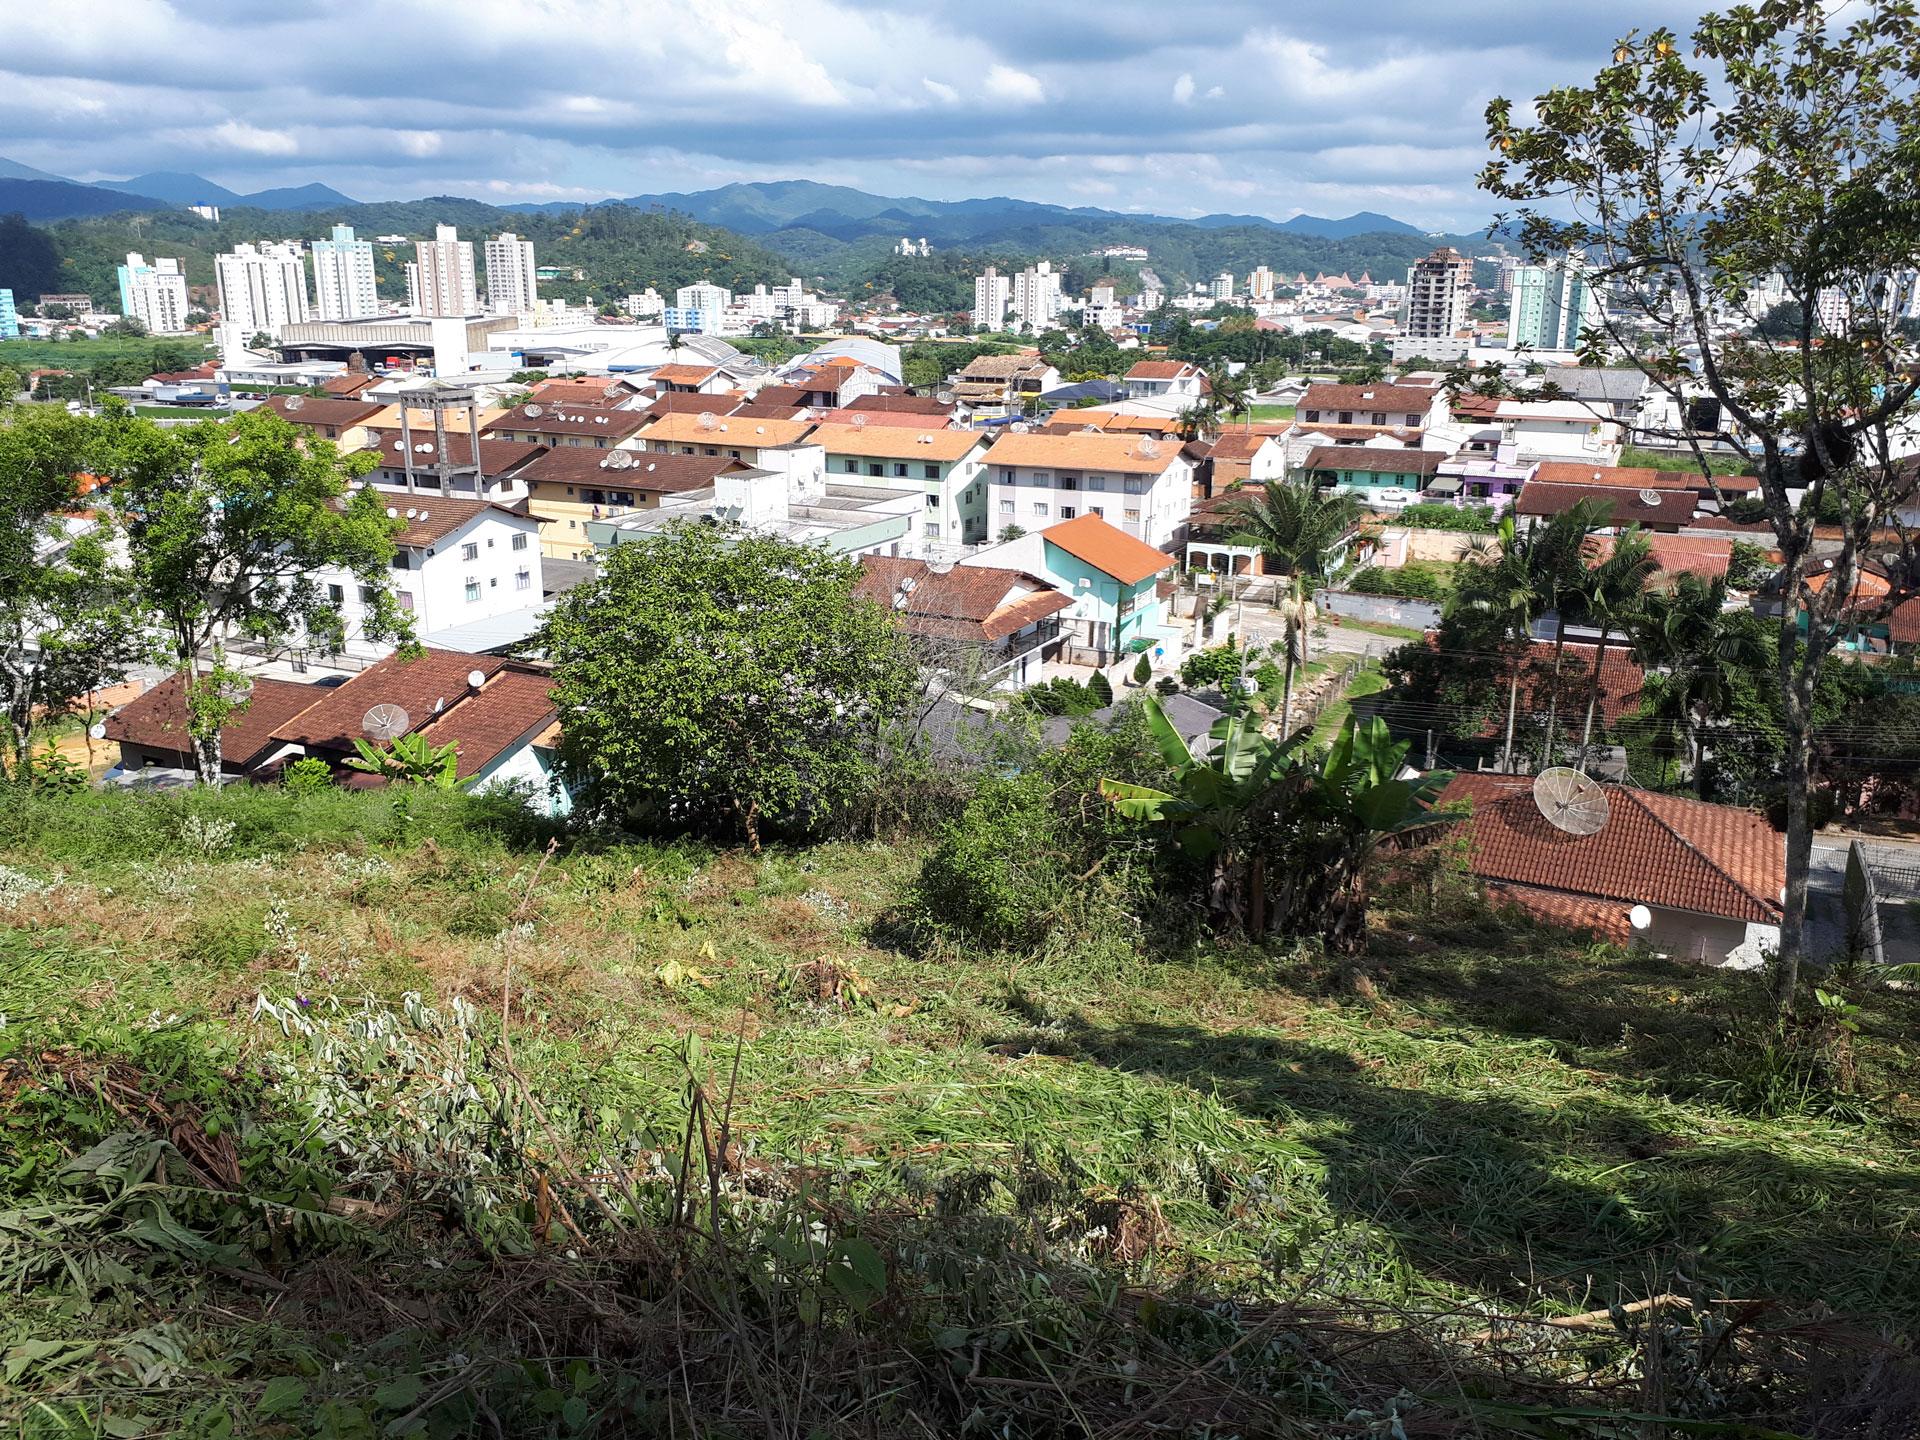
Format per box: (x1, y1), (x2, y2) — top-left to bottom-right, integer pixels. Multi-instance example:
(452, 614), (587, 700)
(0, 409), (144, 780)
(106, 410), (399, 784)
(1230, 478), (1360, 734)
(1483, 0), (1920, 1006)
(544, 522), (917, 848)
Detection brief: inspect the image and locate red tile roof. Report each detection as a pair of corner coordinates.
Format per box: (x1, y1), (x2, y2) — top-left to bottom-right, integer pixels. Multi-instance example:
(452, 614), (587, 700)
(272, 650), (510, 753)
(105, 673), (324, 770)
(483, 403), (651, 441)
(846, 393), (953, 415)
(519, 447), (745, 492)
(262, 395), (385, 430)
(1532, 462), (1693, 491)
(1300, 382), (1440, 416)
(650, 363), (721, 386)
(856, 558), (1068, 643)
(361, 495), (530, 549)
(1304, 445), (1444, 477)
(1438, 773), (1784, 925)
(1476, 639), (1647, 735)
(364, 430), (547, 480)
(817, 407), (953, 428)
(531, 377), (641, 406)
(1126, 360), (1199, 380)
(1588, 533), (1733, 582)
(645, 391), (743, 417)
(415, 666), (558, 780)
(1516, 482), (1696, 527)
(1041, 513), (1176, 585)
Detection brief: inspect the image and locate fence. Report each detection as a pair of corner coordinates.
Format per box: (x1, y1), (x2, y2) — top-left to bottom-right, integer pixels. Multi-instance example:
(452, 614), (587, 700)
(1314, 588), (1443, 631)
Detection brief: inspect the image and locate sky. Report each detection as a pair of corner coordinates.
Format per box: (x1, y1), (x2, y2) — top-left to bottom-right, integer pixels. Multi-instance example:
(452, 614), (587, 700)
(0, 0), (1716, 230)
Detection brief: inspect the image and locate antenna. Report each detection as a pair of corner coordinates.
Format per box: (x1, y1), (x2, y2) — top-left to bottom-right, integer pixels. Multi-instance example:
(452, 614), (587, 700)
(362, 703), (410, 742)
(1532, 767), (1611, 836)
(1637, 488), (1663, 506)
(466, 668), (486, 690)
(935, 390), (955, 405)
(522, 403), (544, 418)
(696, 411), (719, 431)
(849, 412), (868, 428)
(604, 449), (634, 470)
(1628, 904), (1653, 931)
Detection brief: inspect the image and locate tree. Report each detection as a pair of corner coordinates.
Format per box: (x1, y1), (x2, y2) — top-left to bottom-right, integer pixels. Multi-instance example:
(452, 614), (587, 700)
(1527, 500), (1613, 767)
(1572, 528), (1658, 766)
(106, 410), (400, 784)
(0, 410), (144, 780)
(1228, 479), (1360, 734)
(247, 331), (272, 351)
(345, 732), (462, 788)
(104, 316), (147, 337)
(1631, 574), (1771, 796)
(543, 522), (916, 848)
(1483, 0), (1920, 1007)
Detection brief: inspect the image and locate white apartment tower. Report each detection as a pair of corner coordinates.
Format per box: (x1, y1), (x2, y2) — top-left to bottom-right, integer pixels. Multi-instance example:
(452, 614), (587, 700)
(1507, 256), (1601, 350)
(215, 242), (311, 337)
(311, 225), (379, 320)
(972, 267), (1011, 331)
(1247, 266), (1275, 302)
(484, 232), (539, 315)
(408, 225), (477, 317)
(115, 253), (190, 333)
(1011, 261), (1063, 332)
(1209, 272), (1235, 301)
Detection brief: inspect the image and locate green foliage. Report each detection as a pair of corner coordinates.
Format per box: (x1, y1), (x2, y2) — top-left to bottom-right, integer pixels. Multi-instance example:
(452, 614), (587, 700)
(1013, 675), (1106, 716)
(281, 756), (333, 796)
(1132, 653), (1153, 686)
(1393, 502), (1498, 533)
(1348, 563), (1451, 601)
(345, 732), (463, 788)
(1179, 637), (1245, 690)
(1087, 669), (1114, 707)
(545, 522), (916, 846)
(1727, 539), (1773, 590)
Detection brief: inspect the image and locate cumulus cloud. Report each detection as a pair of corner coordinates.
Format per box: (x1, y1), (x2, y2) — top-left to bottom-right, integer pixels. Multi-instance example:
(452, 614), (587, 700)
(983, 64), (1045, 105)
(922, 77), (959, 104)
(210, 120), (297, 155)
(1172, 73), (1195, 105)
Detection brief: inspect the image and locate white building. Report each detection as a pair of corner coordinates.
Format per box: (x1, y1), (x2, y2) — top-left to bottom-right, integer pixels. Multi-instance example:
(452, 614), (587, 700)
(972, 267), (1011, 331)
(188, 204), (221, 223)
(215, 242), (310, 337)
(983, 430), (1195, 550)
(623, 289), (664, 319)
(1012, 261), (1064, 333)
(116, 254), (191, 333)
(1209, 272), (1235, 302)
(319, 497), (543, 660)
(895, 237), (931, 257)
(808, 423), (994, 550)
(1247, 266), (1275, 303)
(408, 225), (478, 317)
(1509, 257), (1601, 351)
(484, 233), (539, 316)
(311, 225), (380, 321)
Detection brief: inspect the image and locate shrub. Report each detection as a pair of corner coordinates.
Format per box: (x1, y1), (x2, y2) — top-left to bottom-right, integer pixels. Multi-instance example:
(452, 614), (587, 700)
(1396, 503), (1497, 533)
(912, 774), (1070, 951)
(1180, 638), (1245, 690)
(282, 757), (334, 796)
(1348, 566), (1449, 601)
(1132, 653), (1152, 686)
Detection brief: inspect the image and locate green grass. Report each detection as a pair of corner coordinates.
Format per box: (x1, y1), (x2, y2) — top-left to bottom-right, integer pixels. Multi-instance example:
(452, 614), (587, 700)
(2, 785), (1916, 1435)
(130, 403), (232, 418)
(1621, 443), (1754, 477)
(1312, 658), (1388, 743)
(1245, 403), (1296, 420)
(0, 335), (217, 369)
(1329, 616), (1428, 642)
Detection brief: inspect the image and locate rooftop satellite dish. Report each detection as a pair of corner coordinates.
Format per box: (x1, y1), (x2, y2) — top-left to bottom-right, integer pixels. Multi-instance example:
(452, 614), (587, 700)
(850, 412), (869, 428)
(1137, 437), (1161, 459)
(362, 703), (410, 742)
(604, 449), (635, 470)
(283, 394), (305, 412)
(935, 390), (955, 405)
(466, 668), (486, 690)
(88, 722), (107, 740)
(696, 411), (719, 431)
(1638, 488), (1663, 506)
(1533, 767), (1611, 836)
(385, 506), (398, 518)
(522, 403), (544, 418)
(1628, 903), (1653, 931)
(415, 441), (433, 452)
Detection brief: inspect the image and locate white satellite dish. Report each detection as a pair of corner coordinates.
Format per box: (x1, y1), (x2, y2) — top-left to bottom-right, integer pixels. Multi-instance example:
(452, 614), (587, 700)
(283, 395), (305, 412)
(1628, 904), (1653, 931)
(1638, 488), (1663, 506)
(466, 668), (487, 690)
(522, 403), (544, 418)
(88, 722), (107, 740)
(604, 449), (634, 470)
(934, 390), (955, 405)
(850, 412), (869, 428)
(1137, 437), (1161, 459)
(362, 703), (410, 741)
(696, 411), (720, 431)
(1533, 767), (1612, 836)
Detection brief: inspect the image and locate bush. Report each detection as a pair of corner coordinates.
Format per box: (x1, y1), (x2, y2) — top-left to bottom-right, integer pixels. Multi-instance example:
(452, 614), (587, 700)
(912, 774), (1072, 951)
(1396, 503), (1497, 533)
(1180, 638), (1245, 690)
(1348, 565), (1449, 601)
(282, 757), (334, 796)
(1015, 676), (1107, 716)
(1728, 539), (1773, 589)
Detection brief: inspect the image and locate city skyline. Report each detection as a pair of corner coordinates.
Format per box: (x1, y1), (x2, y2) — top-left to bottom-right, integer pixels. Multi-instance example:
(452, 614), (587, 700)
(2, 0), (1715, 231)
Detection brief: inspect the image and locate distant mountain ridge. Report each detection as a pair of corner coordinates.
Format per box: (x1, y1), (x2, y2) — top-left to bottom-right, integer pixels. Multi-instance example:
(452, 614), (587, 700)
(0, 155), (359, 215)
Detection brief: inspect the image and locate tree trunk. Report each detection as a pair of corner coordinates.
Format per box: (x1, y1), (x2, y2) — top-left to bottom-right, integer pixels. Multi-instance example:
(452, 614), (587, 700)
(1538, 617), (1569, 768)
(1280, 641), (1297, 737)
(1577, 625), (1610, 768)
(1771, 661), (1820, 1016)
(192, 728), (223, 787)
(1500, 669), (1521, 773)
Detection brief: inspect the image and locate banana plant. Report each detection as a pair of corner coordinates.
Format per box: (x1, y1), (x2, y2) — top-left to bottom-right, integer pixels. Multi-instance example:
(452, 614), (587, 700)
(344, 731), (465, 788)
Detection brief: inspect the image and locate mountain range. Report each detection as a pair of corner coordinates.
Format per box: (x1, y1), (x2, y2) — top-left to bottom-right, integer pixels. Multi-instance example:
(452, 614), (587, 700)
(0, 158), (358, 220)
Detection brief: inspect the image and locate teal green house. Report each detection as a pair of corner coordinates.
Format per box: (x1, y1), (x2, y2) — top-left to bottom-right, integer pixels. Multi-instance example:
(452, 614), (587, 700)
(1302, 444), (1443, 496)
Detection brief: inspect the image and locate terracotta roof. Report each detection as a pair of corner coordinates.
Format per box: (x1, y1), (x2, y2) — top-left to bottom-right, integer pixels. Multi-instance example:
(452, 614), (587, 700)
(1516, 482), (1696, 526)
(751, 385), (810, 408)
(1483, 883), (1633, 942)
(271, 649), (511, 752)
(531, 377), (641, 405)
(367, 495), (531, 549)
(262, 395), (385, 430)
(483, 403), (650, 441)
(638, 413), (817, 449)
(1450, 394), (1504, 421)
(1299, 382), (1440, 415)
(415, 665), (558, 780)
(645, 391), (743, 417)
(1041, 513), (1176, 585)
(1208, 431), (1282, 462)
(1041, 411), (1180, 435)
(1304, 445), (1444, 477)
(1438, 773), (1784, 925)
(957, 355), (1051, 380)
(1532, 462), (1693, 491)
(985, 431), (1183, 475)
(855, 557), (1069, 643)
(519, 447), (745, 492)
(846, 393), (952, 415)
(1126, 360), (1199, 380)
(650, 363), (721, 385)
(364, 430), (547, 479)
(1589, 533), (1733, 582)
(1476, 639), (1648, 734)
(815, 406), (947, 428)
(320, 373), (378, 399)
(806, 423), (986, 462)
(105, 673), (324, 770)
(1889, 596), (1920, 646)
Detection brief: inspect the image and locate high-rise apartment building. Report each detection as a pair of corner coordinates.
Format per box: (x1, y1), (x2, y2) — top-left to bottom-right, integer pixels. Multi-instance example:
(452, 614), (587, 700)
(484, 232), (538, 315)
(1012, 261), (1063, 332)
(0, 289), (16, 340)
(1394, 247), (1475, 362)
(116, 253), (191, 333)
(1507, 257), (1601, 350)
(1247, 266), (1275, 303)
(407, 225), (477, 316)
(1209, 272), (1235, 301)
(215, 242), (311, 337)
(972, 267), (1011, 331)
(311, 225), (380, 320)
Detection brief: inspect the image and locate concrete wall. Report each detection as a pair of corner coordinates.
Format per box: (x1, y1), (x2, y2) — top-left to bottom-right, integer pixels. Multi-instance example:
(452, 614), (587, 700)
(1641, 909), (1777, 969)
(1314, 588), (1442, 630)
(1393, 528), (1486, 563)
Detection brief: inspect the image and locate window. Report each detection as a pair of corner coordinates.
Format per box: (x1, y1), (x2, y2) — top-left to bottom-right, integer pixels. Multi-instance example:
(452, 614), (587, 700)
(327, 583), (344, 604)
(515, 569), (531, 590)
(511, 533), (528, 552)
(1090, 505), (1104, 517)
(390, 553), (409, 570)
(999, 498), (1014, 514)
(489, 577), (498, 589)
(923, 523), (939, 538)
(922, 464), (939, 480)
(464, 579), (480, 602)
(892, 462), (908, 478)
(1125, 478), (1142, 493)
(1371, 412), (1386, 425)
(1060, 476), (1078, 490)
(924, 494), (938, 509)
(1060, 506), (1076, 520)
(1087, 476), (1106, 490)
(867, 462), (883, 477)
(1338, 411), (1353, 424)
(1032, 502), (1048, 517)
(358, 584), (377, 606)
(1404, 414), (1420, 426)
(397, 590), (414, 611)
(485, 537), (495, 549)
(461, 542), (479, 561)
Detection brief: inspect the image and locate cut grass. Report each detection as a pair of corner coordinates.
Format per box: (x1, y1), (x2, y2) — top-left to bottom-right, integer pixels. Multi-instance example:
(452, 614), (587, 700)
(1245, 403), (1296, 420)
(1312, 658), (1388, 743)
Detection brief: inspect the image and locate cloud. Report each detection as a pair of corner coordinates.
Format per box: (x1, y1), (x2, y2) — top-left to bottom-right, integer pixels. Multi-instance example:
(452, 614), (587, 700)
(921, 77), (959, 104)
(210, 120), (297, 156)
(983, 64), (1045, 105)
(395, 130), (442, 157)
(1172, 73), (1195, 105)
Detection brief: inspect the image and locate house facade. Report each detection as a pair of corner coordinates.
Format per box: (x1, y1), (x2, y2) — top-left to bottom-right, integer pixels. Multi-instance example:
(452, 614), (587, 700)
(1124, 360), (1205, 401)
(983, 431), (1194, 550)
(1301, 444), (1444, 502)
(807, 423), (991, 549)
(962, 513), (1179, 667)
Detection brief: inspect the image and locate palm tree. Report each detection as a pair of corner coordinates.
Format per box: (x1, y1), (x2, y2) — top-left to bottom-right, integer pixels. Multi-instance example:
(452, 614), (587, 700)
(1208, 365), (1253, 428)
(1573, 527), (1659, 767)
(1531, 498), (1614, 769)
(1630, 574), (1769, 796)
(1229, 479), (1361, 735)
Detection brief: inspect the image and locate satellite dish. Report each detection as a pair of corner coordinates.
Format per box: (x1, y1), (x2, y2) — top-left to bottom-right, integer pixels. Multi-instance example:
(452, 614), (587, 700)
(935, 390), (955, 405)
(283, 395), (305, 412)
(604, 449), (634, 470)
(1628, 904), (1653, 931)
(466, 668), (487, 689)
(1533, 767), (1611, 836)
(696, 411), (719, 430)
(88, 722), (107, 740)
(849, 412), (868, 428)
(1137, 437), (1161, 459)
(522, 403), (544, 418)
(1638, 488), (1663, 506)
(362, 703), (410, 741)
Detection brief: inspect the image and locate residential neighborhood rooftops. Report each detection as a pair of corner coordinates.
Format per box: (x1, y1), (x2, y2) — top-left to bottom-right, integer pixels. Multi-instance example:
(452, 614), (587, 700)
(805, 423), (985, 461)
(648, 363), (721, 386)
(519, 447), (745, 491)
(1516, 482), (1697, 527)
(363, 431), (548, 478)
(262, 395), (385, 430)
(1589, 533), (1735, 582)
(372, 495), (529, 549)
(1438, 773), (1785, 926)
(813, 406), (948, 428)
(270, 649), (511, 753)
(639, 413), (817, 448)
(854, 557), (1070, 643)
(1303, 445), (1444, 476)
(1042, 512), (1178, 585)
(483, 403), (650, 440)
(1125, 360), (1201, 380)
(1208, 431), (1283, 462)
(413, 665), (559, 781)
(985, 430), (1184, 474)
(106, 673), (323, 770)
(1532, 462), (1693, 490)
(645, 391), (742, 416)
(1299, 382), (1440, 415)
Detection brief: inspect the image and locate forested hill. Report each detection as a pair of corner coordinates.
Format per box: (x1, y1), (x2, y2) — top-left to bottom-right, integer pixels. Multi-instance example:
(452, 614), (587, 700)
(0, 201), (795, 311)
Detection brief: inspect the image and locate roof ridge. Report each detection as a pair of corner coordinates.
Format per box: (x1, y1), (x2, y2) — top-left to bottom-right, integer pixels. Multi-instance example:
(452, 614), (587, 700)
(1625, 789), (1779, 917)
